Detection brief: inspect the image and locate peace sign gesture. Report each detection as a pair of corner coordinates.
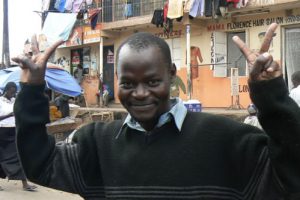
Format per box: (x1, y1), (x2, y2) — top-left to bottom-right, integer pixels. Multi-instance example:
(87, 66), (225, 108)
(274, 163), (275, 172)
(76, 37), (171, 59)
(232, 23), (282, 82)
(12, 35), (64, 85)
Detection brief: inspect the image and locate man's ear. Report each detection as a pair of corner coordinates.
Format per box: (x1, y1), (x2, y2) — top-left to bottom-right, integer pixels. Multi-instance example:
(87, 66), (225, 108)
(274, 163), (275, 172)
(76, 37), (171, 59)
(170, 63), (177, 81)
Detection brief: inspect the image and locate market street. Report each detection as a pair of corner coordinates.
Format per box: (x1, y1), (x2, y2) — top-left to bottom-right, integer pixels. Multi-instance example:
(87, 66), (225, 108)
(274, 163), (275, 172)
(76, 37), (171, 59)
(0, 179), (82, 200)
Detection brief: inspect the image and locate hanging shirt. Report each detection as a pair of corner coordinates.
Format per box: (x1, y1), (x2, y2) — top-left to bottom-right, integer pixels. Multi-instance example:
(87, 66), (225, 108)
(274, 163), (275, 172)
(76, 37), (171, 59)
(189, 0), (204, 18)
(42, 0), (51, 11)
(72, 0), (83, 13)
(184, 0), (195, 12)
(64, 0), (74, 11)
(0, 96), (15, 127)
(167, 0), (184, 19)
(55, 0), (67, 12)
(151, 9), (164, 28)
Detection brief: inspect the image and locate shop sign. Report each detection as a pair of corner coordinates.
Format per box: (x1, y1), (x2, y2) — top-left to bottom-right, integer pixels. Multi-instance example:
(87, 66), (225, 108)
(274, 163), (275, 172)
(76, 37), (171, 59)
(154, 30), (183, 39)
(207, 14), (300, 31)
(83, 24), (102, 44)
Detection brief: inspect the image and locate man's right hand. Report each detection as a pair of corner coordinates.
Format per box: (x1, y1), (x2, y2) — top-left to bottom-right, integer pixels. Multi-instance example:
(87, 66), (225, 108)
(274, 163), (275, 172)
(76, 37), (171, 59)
(12, 35), (64, 85)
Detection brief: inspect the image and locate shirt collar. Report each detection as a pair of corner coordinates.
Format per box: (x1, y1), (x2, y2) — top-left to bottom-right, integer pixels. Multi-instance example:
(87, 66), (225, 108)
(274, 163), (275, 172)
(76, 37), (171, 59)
(115, 98), (187, 139)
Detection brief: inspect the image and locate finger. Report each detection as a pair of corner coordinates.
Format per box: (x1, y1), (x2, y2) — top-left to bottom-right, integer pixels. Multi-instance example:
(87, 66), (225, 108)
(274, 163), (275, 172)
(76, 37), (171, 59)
(43, 39), (64, 61)
(232, 36), (252, 61)
(12, 55), (35, 69)
(31, 34), (40, 55)
(259, 23), (278, 54)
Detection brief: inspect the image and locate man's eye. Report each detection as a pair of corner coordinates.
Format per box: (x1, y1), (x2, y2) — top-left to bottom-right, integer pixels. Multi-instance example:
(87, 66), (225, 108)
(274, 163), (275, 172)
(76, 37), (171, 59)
(121, 82), (133, 89)
(148, 80), (160, 87)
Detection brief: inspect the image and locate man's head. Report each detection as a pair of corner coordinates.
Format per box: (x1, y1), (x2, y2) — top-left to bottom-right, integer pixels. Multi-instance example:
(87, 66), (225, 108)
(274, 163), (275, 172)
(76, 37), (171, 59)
(116, 32), (176, 131)
(247, 103), (257, 116)
(3, 82), (17, 100)
(292, 71), (300, 88)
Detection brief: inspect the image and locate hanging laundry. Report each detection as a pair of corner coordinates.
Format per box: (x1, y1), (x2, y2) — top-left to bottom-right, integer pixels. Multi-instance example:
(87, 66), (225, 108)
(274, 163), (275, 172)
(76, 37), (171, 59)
(42, 0), (51, 11)
(227, 0), (239, 8)
(167, 0), (184, 19)
(163, 0), (169, 22)
(163, 18), (173, 37)
(189, 0), (204, 18)
(184, 0), (195, 13)
(190, 46), (203, 79)
(89, 8), (101, 29)
(238, 0), (249, 8)
(86, 0), (93, 5)
(204, 0), (212, 17)
(49, 0), (58, 12)
(64, 0), (74, 11)
(55, 0), (67, 12)
(72, 0), (84, 13)
(151, 9), (164, 28)
(42, 12), (77, 44)
(124, 1), (133, 18)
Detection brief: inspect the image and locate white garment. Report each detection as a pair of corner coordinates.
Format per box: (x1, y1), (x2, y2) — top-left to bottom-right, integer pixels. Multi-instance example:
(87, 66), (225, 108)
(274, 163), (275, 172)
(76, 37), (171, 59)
(244, 115), (262, 130)
(167, 0), (184, 19)
(289, 85), (300, 106)
(42, 12), (77, 44)
(0, 96), (15, 127)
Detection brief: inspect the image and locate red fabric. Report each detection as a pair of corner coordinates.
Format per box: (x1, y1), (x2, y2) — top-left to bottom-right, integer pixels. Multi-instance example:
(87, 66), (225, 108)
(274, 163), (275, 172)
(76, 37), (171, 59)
(227, 0), (239, 7)
(163, 0), (169, 22)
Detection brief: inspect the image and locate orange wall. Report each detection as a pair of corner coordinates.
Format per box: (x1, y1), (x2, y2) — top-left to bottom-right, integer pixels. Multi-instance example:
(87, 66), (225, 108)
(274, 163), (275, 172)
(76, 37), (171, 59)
(177, 66), (251, 108)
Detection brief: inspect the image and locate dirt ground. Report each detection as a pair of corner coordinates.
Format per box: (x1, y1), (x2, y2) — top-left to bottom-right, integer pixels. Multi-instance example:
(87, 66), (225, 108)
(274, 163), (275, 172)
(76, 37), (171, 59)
(0, 179), (83, 200)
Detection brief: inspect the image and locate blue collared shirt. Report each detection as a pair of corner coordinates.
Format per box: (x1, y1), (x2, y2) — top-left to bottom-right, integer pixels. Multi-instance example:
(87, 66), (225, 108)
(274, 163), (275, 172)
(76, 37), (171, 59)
(115, 98), (187, 139)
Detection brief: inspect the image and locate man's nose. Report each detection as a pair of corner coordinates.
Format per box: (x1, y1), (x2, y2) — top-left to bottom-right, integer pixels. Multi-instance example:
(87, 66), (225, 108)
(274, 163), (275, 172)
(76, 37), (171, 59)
(133, 84), (148, 98)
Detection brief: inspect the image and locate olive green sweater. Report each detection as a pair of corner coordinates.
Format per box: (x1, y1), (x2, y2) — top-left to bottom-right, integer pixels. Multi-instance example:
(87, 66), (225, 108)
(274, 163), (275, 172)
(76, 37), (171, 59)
(15, 77), (300, 200)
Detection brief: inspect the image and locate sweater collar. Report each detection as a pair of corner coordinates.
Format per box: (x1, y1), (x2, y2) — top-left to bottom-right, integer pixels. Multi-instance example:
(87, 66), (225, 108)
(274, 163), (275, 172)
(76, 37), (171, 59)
(115, 98), (187, 139)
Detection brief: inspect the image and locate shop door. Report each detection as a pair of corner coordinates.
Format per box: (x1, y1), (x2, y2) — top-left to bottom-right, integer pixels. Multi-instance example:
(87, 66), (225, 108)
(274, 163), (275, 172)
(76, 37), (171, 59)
(103, 46), (115, 100)
(285, 27), (300, 89)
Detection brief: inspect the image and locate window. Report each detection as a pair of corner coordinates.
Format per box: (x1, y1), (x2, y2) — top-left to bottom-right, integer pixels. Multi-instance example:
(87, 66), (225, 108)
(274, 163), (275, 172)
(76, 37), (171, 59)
(212, 31), (246, 77)
(165, 38), (182, 69)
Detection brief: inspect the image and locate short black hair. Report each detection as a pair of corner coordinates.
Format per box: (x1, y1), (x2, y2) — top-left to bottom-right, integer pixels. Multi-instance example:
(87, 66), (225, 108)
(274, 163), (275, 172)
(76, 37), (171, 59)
(116, 32), (172, 71)
(2, 82), (17, 95)
(292, 71), (300, 86)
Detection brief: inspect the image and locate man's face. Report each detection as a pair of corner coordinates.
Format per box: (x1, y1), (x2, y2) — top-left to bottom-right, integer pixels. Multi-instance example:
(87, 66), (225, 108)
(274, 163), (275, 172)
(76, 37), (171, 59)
(117, 45), (175, 130)
(6, 87), (17, 99)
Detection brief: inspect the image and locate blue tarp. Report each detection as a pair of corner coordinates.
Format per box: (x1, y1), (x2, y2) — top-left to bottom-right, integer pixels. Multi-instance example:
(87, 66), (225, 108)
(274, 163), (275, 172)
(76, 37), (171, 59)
(0, 66), (82, 97)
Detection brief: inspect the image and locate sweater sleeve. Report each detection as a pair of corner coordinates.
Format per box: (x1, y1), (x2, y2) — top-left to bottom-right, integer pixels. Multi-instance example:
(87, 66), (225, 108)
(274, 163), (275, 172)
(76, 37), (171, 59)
(249, 76), (300, 198)
(14, 83), (104, 197)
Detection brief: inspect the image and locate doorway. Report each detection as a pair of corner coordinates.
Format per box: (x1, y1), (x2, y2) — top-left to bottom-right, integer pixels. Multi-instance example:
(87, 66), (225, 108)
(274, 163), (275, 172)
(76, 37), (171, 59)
(103, 46), (115, 100)
(285, 27), (300, 89)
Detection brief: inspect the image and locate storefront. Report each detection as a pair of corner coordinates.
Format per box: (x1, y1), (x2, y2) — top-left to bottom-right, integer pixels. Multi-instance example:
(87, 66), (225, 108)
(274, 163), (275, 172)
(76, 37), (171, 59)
(109, 7), (300, 108)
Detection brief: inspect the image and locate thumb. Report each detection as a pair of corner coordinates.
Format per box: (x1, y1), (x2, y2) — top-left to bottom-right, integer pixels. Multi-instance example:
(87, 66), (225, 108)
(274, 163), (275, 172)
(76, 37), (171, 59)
(250, 53), (273, 80)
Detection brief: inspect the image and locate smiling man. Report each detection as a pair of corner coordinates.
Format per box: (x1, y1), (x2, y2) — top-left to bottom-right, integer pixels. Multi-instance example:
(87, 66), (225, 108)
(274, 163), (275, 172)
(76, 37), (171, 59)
(12, 24), (300, 200)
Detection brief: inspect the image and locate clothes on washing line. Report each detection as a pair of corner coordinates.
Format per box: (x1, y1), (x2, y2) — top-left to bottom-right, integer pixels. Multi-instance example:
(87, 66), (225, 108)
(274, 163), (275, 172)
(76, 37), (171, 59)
(151, 9), (164, 28)
(42, 0), (51, 12)
(124, 3), (133, 18)
(89, 8), (100, 29)
(189, 0), (205, 18)
(64, 0), (73, 11)
(55, 0), (67, 12)
(167, 0), (184, 19)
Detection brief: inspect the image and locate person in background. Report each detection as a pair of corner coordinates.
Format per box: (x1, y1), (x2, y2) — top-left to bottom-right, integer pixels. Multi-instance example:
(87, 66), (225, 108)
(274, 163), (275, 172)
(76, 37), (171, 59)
(54, 94), (70, 118)
(243, 103), (262, 130)
(289, 70), (300, 106)
(12, 24), (300, 199)
(73, 64), (83, 84)
(0, 82), (36, 191)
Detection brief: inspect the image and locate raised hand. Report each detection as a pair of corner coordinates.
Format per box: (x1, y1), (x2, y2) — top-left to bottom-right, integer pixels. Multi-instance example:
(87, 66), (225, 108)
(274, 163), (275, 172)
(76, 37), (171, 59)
(232, 23), (282, 82)
(11, 35), (64, 85)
